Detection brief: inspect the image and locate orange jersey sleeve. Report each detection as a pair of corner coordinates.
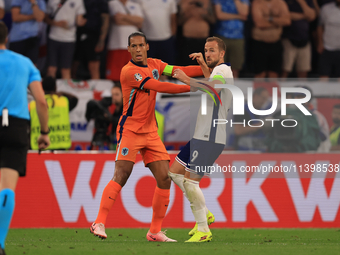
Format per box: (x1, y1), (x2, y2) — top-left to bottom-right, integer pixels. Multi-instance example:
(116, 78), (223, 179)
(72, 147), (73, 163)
(150, 58), (203, 78)
(142, 79), (190, 94)
(173, 65), (204, 77)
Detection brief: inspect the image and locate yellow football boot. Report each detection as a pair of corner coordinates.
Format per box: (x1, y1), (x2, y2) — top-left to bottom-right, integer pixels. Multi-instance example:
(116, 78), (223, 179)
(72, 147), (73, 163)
(188, 211), (215, 236)
(185, 231), (212, 243)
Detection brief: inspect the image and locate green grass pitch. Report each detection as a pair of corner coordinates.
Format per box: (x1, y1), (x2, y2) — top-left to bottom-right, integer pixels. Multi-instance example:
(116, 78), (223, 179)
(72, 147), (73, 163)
(5, 228), (340, 255)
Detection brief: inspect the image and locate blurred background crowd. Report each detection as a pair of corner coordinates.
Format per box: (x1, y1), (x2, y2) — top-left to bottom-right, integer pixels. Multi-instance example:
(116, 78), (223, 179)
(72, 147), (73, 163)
(1, 0), (340, 81)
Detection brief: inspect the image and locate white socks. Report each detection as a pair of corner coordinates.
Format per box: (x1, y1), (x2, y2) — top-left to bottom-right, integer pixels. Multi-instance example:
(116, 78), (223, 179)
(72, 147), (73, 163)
(168, 171), (209, 215)
(183, 177), (209, 233)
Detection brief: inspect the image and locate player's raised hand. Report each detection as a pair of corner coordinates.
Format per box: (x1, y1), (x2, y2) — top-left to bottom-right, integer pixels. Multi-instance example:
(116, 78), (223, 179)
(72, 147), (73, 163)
(172, 69), (190, 84)
(189, 53), (205, 65)
(190, 52), (210, 78)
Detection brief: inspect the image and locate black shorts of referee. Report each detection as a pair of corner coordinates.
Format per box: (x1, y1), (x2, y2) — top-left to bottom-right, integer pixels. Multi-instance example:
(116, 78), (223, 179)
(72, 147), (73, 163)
(0, 116), (29, 177)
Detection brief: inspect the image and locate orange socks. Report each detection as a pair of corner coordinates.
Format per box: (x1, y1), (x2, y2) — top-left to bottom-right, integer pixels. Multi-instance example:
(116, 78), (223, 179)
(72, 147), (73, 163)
(95, 180), (122, 225)
(95, 182), (170, 231)
(150, 187), (170, 234)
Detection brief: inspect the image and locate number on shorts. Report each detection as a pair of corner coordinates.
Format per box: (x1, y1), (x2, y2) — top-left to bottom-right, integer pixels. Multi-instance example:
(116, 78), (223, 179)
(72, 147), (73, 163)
(191, 150), (198, 163)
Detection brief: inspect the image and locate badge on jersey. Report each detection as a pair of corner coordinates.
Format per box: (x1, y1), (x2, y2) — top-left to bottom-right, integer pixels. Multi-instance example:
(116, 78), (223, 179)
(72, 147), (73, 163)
(122, 147), (129, 156)
(134, 73), (143, 82)
(152, 69), (159, 80)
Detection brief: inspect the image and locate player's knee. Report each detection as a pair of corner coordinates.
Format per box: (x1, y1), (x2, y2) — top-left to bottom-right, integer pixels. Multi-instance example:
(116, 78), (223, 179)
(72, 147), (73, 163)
(112, 161), (134, 186)
(156, 174), (171, 189)
(163, 174), (171, 185)
(112, 169), (131, 187)
(183, 178), (202, 203)
(183, 178), (198, 192)
(169, 160), (185, 175)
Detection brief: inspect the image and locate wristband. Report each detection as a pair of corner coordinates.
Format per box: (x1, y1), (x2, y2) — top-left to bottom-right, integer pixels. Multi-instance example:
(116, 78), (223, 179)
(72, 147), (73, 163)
(41, 129), (50, 135)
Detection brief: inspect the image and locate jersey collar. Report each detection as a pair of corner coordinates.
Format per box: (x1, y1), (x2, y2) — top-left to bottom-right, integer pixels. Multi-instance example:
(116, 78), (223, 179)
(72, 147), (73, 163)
(218, 62), (231, 67)
(130, 59), (148, 68)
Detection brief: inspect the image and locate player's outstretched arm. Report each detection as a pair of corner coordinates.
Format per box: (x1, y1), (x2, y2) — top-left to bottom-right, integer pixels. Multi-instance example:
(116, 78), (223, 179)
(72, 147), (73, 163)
(173, 69), (226, 93)
(142, 79), (191, 94)
(162, 64), (204, 78)
(124, 68), (190, 94)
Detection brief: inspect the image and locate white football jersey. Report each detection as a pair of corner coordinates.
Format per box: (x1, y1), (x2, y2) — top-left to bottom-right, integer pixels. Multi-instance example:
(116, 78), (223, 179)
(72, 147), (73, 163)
(193, 64), (233, 145)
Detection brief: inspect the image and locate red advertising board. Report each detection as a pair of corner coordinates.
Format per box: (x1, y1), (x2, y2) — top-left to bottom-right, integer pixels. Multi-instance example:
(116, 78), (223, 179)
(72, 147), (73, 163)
(11, 152), (340, 228)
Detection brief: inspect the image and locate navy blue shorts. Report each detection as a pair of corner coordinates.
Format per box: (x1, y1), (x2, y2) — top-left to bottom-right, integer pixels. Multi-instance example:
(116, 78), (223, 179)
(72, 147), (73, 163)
(176, 138), (224, 176)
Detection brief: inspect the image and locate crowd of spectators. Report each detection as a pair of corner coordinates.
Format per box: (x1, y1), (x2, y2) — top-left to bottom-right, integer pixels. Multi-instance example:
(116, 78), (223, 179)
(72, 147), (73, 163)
(0, 0), (339, 80)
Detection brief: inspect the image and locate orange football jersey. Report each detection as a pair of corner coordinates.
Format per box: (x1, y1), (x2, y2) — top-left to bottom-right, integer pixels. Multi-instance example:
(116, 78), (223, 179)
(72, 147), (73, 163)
(118, 58), (168, 133)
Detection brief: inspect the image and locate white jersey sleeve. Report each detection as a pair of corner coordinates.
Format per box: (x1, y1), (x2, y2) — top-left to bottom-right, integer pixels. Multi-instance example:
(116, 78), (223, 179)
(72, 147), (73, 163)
(210, 65), (233, 82)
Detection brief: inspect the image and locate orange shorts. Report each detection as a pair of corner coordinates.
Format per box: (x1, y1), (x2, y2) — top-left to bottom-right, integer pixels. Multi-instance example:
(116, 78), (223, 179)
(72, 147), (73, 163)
(116, 129), (170, 166)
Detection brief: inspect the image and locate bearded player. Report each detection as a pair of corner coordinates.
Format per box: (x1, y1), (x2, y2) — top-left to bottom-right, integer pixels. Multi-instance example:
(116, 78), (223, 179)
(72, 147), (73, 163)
(90, 32), (208, 242)
(169, 36), (233, 242)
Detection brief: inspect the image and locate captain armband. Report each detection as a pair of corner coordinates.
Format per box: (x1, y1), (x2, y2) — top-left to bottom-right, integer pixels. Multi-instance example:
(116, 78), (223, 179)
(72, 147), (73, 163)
(162, 65), (174, 76)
